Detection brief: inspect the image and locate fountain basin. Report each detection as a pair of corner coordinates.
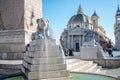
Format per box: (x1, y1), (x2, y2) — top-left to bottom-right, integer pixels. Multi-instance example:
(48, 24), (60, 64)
(3, 72), (118, 80)
(71, 72), (117, 80)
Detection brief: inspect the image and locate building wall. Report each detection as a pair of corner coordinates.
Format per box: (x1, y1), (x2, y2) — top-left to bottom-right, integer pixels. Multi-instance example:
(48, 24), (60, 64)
(24, 0), (42, 44)
(24, 0), (42, 31)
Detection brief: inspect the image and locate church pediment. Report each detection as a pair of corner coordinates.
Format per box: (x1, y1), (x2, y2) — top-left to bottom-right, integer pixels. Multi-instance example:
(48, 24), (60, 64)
(69, 27), (84, 35)
(69, 27), (83, 32)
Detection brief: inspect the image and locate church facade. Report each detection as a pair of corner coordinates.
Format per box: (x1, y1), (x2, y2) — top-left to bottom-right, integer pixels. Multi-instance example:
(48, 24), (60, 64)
(60, 6), (108, 52)
(114, 5), (120, 50)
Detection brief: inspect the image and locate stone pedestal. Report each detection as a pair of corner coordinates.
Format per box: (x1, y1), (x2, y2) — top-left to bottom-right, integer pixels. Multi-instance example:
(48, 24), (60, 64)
(80, 40), (104, 59)
(0, 30), (26, 60)
(22, 38), (70, 80)
(80, 47), (98, 59)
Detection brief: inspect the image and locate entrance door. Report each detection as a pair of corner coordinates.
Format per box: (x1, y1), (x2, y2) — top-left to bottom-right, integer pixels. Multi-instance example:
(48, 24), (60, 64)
(76, 43), (80, 52)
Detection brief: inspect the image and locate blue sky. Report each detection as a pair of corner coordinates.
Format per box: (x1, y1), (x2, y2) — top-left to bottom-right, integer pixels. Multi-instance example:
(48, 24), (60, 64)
(43, 0), (120, 43)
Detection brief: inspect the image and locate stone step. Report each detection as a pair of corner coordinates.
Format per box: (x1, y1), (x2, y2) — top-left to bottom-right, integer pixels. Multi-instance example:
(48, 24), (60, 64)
(28, 77), (70, 80)
(30, 44), (59, 49)
(24, 56), (65, 65)
(86, 65), (102, 73)
(72, 61), (93, 72)
(0, 64), (21, 70)
(67, 59), (103, 73)
(0, 68), (20, 75)
(25, 50), (62, 58)
(21, 65), (25, 73)
(30, 39), (56, 46)
(66, 59), (80, 64)
(95, 66), (103, 73)
(67, 61), (93, 70)
(95, 68), (101, 73)
(0, 52), (24, 60)
(27, 70), (69, 80)
(0, 60), (22, 64)
(81, 64), (96, 72)
(0, 60), (22, 69)
(84, 64), (98, 72)
(22, 67), (70, 80)
(23, 61), (67, 72)
(29, 39), (45, 46)
(67, 61), (85, 70)
(28, 45), (45, 51)
(28, 45), (59, 52)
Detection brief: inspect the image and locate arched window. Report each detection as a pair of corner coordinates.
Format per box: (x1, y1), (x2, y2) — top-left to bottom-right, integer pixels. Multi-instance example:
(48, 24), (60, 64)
(69, 26), (71, 28)
(76, 25), (80, 27)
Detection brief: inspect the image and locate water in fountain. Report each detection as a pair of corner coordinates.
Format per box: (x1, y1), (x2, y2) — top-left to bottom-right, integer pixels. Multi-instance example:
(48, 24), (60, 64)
(42, 21), (67, 79)
(43, 24), (49, 79)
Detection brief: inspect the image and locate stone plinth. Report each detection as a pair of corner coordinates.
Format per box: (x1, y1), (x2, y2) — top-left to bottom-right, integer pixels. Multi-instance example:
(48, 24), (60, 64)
(0, 30), (25, 52)
(80, 40), (104, 59)
(80, 47), (98, 59)
(22, 39), (70, 80)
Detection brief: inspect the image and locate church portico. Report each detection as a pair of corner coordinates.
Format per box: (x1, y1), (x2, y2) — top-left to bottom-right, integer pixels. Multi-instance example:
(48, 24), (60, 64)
(67, 34), (84, 52)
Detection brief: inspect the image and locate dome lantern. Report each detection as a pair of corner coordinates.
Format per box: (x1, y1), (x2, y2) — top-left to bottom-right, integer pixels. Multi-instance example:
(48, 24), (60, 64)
(91, 10), (99, 18)
(77, 5), (83, 14)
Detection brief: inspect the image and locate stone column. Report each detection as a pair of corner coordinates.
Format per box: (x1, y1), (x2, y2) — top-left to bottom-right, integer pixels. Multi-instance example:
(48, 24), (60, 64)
(72, 35), (73, 49)
(67, 35), (70, 48)
(83, 34), (85, 43)
(79, 35), (81, 46)
(81, 35), (84, 46)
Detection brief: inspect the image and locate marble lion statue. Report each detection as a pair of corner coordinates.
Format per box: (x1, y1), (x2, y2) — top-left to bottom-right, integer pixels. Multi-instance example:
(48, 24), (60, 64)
(32, 18), (50, 40)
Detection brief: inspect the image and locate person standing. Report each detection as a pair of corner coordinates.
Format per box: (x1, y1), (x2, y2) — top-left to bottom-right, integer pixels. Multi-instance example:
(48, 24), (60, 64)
(107, 41), (113, 57)
(69, 48), (74, 56)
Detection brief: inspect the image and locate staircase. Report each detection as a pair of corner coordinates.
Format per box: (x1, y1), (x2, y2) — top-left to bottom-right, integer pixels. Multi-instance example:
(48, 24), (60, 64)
(66, 59), (102, 74)
(22, 39), (70, 80)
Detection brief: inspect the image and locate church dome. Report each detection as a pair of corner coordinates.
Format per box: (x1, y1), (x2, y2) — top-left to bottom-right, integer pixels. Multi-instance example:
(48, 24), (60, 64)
(68, 14), (89, 24)
(68, 6), (90, 25)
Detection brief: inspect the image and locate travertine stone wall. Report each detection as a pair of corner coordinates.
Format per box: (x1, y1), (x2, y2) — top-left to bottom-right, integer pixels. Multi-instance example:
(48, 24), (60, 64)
(0, 0), (42, 30)
(24, 0), (42, 31)
(0, 0), (42, 59)
(0, 0), (24, 30)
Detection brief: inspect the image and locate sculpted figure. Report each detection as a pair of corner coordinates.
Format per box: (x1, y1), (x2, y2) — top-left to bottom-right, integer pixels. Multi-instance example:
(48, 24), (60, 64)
(32, 18), (50, 40)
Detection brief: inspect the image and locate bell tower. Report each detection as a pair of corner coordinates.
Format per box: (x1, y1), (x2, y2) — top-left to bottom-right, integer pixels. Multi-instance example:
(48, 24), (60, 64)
(115, 5), (120, 24)
(114, 5), (120, 50)
(91, 10), (99, 31)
